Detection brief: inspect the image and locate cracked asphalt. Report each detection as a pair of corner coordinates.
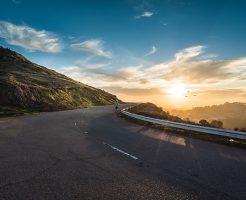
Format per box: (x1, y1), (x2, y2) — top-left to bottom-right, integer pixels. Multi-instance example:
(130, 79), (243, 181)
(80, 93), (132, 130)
(0, 105), (246, 200)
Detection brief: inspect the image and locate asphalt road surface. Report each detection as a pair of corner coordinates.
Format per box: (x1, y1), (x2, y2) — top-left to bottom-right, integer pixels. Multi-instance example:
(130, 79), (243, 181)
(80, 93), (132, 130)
(0, 105), (246, 200)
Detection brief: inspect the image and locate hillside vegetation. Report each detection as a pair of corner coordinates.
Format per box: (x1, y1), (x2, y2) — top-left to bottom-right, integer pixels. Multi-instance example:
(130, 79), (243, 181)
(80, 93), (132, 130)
(171, 102), (246, 130)
(128, 103), (225, 129)
(0, 46), (119, 116)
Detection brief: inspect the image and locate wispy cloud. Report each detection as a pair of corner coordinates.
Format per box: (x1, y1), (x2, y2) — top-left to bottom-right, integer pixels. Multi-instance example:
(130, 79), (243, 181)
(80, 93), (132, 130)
(135, 11), (154, 19)
(174, 45), (205, 62)
(0, 21), (62, 53)
(70, 39), (112, 58)
(145, 46), (157, 56)
(74, 55), (111, 70)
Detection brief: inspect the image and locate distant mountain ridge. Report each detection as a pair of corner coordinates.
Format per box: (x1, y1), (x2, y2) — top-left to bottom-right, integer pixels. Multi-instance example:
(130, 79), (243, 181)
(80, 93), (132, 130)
(0, 46), (119, 115)
(171, 102), (246, 130)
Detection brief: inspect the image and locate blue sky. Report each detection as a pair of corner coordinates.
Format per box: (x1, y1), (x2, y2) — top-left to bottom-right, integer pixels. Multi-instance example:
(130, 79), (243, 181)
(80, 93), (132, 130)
(0, 0), (246, 108)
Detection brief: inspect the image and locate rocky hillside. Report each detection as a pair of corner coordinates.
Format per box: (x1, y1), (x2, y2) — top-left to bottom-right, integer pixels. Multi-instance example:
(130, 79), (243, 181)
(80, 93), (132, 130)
(0, 46), (120, 115)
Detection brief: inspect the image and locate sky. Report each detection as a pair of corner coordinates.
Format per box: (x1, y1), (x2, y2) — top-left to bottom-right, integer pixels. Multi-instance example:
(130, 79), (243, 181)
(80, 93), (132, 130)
(0, 0), (245, 109)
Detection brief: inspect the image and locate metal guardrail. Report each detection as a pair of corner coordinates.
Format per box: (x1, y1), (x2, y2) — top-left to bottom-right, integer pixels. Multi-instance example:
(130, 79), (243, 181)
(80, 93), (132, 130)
(121, 108), (246, 140)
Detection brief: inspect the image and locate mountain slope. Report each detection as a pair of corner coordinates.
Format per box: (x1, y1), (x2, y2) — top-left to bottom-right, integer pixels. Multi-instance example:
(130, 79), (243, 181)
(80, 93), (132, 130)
(0, 46), (119, 115)
(171, 102), (246, 130)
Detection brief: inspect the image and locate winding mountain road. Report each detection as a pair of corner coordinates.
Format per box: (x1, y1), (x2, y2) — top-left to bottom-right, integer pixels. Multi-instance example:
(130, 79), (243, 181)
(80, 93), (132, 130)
(0, 105), (245, 200)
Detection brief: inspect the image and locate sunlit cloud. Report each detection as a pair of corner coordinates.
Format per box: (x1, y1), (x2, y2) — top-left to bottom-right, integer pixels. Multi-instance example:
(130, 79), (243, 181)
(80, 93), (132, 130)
(59, 45), (246, 107)
(61, 45), (246, 87)
(70, 39), (112, 58)
(60, 45), (246, 88)
(0, 21), (62, 53)
(197, 89), (246, 97)
(102, 87), (161, 96)
(164, 48), (246, 83)
(145, 46), (157, 56)
(135, 11), (154, 19)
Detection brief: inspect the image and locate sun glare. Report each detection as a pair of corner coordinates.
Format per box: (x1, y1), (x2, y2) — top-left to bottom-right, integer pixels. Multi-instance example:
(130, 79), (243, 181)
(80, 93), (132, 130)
(167, 83), (187, 99)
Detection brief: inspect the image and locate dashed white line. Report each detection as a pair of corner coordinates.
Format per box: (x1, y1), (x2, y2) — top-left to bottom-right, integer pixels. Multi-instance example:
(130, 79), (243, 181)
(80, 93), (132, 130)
(103, 142), (138, 160)
(74, 120), (137, 159)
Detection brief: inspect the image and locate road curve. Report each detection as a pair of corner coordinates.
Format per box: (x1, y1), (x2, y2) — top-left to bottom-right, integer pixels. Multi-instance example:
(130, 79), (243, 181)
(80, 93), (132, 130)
(0, 105), (245, 200)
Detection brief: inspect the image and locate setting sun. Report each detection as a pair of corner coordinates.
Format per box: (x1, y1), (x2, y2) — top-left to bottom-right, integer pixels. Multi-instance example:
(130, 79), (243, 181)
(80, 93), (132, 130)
(167, 83), (187, 99)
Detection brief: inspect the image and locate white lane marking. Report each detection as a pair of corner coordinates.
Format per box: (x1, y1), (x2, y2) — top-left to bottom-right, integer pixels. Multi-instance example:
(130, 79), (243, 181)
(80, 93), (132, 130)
(103, 142), (138, 160)
(74, 122), (77, 126)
